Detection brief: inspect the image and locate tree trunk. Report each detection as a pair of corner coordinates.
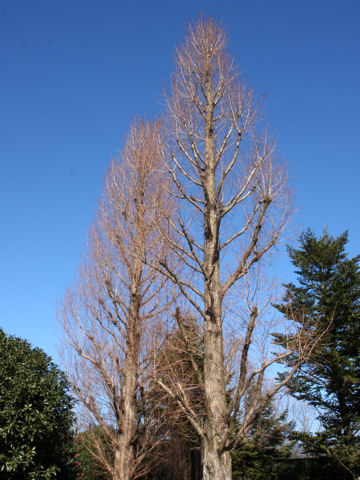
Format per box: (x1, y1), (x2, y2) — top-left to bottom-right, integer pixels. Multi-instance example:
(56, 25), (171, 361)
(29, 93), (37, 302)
(203, 434), (232, 480)
(114, 440), (134, 480)
(201, 57), (231, 479)
(203, 317), (231, 480)
(114, 348), (137, 480)
(114, 287), (140, 480)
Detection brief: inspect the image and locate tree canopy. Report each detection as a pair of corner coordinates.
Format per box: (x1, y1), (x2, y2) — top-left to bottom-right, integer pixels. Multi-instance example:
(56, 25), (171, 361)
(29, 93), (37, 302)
(0, 328), (75, 479)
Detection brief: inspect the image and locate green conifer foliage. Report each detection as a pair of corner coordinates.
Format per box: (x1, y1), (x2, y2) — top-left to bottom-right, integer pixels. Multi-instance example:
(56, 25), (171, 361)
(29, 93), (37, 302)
(275, 229), (360, 478)
(232, 399), (294, 479)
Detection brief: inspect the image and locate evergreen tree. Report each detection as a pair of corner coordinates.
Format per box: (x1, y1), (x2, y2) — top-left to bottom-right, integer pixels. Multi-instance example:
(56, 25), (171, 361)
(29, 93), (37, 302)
(275, 229), (360, 478)
(232, 399), (294, 480)
(149, 313), (203, 480)
(0, 328), (76, 479)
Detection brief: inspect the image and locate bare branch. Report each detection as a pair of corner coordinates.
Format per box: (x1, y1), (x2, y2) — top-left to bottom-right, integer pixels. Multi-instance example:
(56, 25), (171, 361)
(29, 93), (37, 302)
(60, 118), (174, 480)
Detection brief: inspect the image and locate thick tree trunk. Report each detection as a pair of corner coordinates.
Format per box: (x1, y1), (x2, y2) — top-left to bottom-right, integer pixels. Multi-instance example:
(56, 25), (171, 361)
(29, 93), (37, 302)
(114, 440), (134, 480)
(114, 346), (137, 480)
(203, 435), (232, 480)
(114, 284), (141, 480)
(203, 317), (231, 480)
(201, 57), (231, 480)
(203, 315), (231, 480)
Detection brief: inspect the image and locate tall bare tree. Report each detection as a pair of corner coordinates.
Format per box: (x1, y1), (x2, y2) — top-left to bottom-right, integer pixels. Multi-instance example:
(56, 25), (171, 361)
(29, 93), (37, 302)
(155, 18), (324, 480)
(60, 119), (172, 480)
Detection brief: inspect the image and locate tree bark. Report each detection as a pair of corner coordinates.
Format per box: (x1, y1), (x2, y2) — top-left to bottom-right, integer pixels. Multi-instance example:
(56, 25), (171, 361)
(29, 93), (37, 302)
(116, 327), (138, 480)
(203, 435), (232, 480)
(201, 49), (231, 479)
(115, 212), (143, 480)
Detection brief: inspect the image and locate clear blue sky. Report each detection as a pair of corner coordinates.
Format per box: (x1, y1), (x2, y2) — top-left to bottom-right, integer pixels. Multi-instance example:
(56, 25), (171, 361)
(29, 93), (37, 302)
(1, 0), (359, 365)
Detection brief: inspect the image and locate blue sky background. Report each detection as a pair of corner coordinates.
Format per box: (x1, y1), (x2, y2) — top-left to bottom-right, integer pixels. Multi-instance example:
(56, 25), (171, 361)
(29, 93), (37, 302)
(1, 0), (359, 365)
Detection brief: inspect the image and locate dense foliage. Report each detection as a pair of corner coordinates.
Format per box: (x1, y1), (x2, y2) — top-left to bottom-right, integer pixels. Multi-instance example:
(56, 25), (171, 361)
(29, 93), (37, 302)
(232, 401), (294, 480)
(275, 229), (360, 478)
(74, 428), (112, 480)
(0, 329), (76, 479)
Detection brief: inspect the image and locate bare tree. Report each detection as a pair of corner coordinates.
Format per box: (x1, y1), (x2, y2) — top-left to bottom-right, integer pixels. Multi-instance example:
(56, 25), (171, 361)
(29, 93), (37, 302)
(154, 18), (325, 480)
(60, 119), (173, 480)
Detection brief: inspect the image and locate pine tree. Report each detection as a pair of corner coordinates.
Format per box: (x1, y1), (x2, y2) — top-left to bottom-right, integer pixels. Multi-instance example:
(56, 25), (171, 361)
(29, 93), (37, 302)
(232, 399), (294, 480)
(275, 229), (360, 478)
